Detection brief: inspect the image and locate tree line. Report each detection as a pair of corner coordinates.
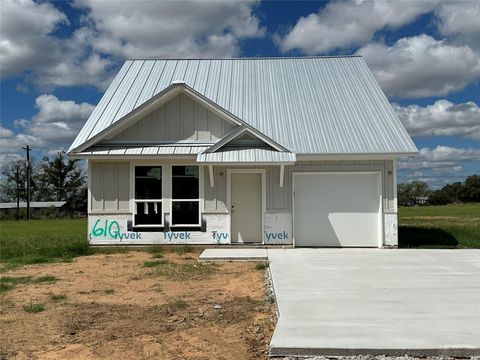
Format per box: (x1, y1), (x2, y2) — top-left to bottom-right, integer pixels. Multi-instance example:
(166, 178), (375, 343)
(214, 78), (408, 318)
(398, 174), (480, 206)
(0, 151), (86, 218)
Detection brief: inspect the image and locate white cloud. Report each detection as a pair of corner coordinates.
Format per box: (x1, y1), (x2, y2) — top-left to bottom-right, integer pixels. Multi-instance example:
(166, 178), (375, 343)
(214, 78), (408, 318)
(394, 100), (480, 139)
(418, 146), (480, 162)
(397, 145), (479, 187)
(76, 0), (265, 59)
(275, 1), (480, 99)
(1, 0), (265, 90)
(0, 95), (94, 164)
(435, 1), (480, 49)
(357, 35), (480, 98)
(0, 0), (68, 77)
(276, 0), (437, 54)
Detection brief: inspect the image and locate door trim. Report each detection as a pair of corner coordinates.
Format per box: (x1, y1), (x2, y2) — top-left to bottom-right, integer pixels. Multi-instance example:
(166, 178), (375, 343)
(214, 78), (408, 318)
(292, 171), (383, 248)
(227, 169), (266, 244)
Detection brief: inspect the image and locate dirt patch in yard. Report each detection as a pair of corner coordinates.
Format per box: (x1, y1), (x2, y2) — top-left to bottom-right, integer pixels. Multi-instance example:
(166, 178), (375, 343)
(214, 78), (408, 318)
(0, 250), (275, 359)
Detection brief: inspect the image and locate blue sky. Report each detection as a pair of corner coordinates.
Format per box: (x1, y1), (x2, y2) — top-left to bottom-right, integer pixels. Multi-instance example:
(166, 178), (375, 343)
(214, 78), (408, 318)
(1, 0), (479, 188)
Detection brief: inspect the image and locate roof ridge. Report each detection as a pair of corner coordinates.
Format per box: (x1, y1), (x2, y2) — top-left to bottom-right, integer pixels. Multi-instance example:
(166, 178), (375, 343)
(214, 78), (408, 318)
(125, 55), (363, 61)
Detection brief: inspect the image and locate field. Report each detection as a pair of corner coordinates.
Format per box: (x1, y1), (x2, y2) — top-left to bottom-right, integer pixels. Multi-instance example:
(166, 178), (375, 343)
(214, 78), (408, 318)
(0, 250), (274, 359)
(398, 203), (480, 248)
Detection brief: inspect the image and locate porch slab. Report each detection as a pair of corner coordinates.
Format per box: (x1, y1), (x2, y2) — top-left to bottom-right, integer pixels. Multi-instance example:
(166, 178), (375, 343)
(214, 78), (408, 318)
(198, 248), (268, 261)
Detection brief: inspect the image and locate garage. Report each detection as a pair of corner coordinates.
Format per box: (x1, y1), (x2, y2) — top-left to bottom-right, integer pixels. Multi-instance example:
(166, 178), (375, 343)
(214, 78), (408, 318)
(293, 172), (381, 247)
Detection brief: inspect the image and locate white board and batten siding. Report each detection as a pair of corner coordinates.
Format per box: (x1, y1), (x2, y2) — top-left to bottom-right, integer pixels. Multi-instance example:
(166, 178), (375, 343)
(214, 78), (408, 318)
(89, 162), (130, 213)
(111, 93), (236, 142)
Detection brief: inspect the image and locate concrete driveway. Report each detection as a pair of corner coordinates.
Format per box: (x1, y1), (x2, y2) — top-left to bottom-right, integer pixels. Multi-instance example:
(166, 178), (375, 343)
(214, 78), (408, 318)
(267, 249), (480, 357)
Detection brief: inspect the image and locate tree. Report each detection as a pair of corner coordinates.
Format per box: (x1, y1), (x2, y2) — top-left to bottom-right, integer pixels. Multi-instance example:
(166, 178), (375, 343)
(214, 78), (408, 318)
(37, 151), (86, 213)
(0, 159), (39, 202)
(397, 181), (430, 206)
(459, 175), (480, 203)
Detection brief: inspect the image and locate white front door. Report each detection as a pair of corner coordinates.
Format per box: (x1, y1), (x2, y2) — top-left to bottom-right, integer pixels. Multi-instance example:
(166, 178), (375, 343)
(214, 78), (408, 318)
(231, 173), (262, 243)
(293, 172), (381, 247)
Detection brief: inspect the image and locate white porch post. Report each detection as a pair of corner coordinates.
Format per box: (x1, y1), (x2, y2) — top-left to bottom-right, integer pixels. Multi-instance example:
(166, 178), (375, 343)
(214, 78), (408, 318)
(208, 165), (215, 188)
(279, 164), (285, 188)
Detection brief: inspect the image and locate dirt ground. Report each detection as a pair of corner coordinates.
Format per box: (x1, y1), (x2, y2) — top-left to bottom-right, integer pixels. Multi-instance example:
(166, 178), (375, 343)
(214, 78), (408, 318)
(0, 250), (275, 360)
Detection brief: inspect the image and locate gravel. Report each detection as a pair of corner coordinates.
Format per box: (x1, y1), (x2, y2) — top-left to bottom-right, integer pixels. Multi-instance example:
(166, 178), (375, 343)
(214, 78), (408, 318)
(283, 356), (480, 360)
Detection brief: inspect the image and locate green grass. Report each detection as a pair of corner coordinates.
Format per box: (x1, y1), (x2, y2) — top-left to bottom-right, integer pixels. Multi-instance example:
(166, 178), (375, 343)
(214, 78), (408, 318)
(23, 301), (45, 313)
(143, 259), (169, 267)
(0, 219), (90, 266)
(153, 299), (189, 315)
(0, 283), (15, 293)
(0, 275), (58, 292)
(255, 262), (269, 271)
(150, 261), (218, 281)
(399, 203), (480, 248)
(49, 293), (67, 302)
(35, 275), (58, 283)
(0, 219), (137, 269)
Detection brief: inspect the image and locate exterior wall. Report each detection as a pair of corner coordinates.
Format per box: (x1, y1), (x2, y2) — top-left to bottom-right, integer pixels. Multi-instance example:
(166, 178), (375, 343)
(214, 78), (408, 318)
(88, 159), (398, 247)
(89, 162), (130, 213)
(110, 93), (236, 142)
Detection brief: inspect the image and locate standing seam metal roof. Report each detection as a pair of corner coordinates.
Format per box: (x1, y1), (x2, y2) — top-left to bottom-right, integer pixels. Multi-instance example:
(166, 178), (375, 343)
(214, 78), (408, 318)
(69, 57), (417, 155)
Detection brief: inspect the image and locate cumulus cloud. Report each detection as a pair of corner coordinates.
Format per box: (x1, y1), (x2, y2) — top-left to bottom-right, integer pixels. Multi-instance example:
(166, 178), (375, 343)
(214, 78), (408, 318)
(77, 0), (265, 59)
(417, 146), (480, 162)
(0, 0), (68, 77)
(0, 0), (114, 90)
(276, 0), (437, 54)
(394, 100), (480, 139)
(275, 1), (480, 99)
(397, 145), (479, 186)
(435, 1), (480, 49)
(0, 95), (94, 163)
(357, 35), (480, 98)
(1, 0), (265, 90)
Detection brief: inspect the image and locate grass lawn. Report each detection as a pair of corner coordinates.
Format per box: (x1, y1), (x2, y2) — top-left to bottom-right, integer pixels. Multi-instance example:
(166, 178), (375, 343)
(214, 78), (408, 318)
(398, 203), (480, 248)
(0, 219), (90, 268)
(0, 219), (197, 270)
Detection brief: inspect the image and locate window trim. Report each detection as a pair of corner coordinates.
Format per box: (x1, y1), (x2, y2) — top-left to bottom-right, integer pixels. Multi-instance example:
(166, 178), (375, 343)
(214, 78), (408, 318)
(170, 165), (201, 227)
(133, 165), (163, 227)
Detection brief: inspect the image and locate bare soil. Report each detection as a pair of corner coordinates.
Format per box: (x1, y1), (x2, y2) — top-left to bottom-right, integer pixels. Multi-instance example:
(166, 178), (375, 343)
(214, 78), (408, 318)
(0, 250), (275, 359)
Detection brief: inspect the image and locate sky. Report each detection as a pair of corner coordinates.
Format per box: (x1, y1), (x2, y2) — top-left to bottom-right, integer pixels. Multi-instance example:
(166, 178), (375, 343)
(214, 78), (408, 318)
(1, 0), (479, 188)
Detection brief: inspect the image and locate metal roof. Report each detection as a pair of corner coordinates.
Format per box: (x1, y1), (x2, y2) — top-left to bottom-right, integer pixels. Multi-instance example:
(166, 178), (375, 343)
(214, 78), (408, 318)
(69, 57), (417, 155)
(197, 148), (296, 164)
(0, 201), (67, 209)
(74, 144), (209, 157)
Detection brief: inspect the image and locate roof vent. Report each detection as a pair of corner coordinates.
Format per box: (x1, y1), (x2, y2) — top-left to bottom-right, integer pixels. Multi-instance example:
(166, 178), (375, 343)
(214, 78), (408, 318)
(171, 80), (186, 85)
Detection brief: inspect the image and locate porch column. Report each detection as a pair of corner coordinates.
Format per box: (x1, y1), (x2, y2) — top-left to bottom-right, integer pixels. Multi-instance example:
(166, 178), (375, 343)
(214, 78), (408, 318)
(208, 165), (215, 188)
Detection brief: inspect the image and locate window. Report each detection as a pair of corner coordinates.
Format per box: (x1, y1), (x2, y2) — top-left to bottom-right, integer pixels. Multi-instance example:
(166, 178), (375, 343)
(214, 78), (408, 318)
(171, 166), (200, 226)
(134, 166), (162, 226)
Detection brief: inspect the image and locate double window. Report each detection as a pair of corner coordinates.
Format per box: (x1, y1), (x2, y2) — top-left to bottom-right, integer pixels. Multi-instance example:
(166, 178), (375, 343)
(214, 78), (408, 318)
(133, 165), (200, 227)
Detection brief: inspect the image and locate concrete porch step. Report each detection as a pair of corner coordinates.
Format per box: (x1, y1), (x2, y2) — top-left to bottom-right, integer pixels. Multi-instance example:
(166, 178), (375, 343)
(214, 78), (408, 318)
(198, 248), (268, 261)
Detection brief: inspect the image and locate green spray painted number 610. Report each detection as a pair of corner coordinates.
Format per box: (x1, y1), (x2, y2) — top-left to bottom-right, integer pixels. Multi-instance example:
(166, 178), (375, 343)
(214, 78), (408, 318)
(91, 219), (121, 239)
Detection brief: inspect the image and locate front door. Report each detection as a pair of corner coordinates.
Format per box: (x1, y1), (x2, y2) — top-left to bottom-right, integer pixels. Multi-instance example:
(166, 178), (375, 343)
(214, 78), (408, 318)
(231, 173), (262, 243)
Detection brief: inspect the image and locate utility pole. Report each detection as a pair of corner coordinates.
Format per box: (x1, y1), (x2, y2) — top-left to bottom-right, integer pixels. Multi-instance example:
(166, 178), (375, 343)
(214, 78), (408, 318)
(15, 166), (20, 220)
(22, 145), (31, 220)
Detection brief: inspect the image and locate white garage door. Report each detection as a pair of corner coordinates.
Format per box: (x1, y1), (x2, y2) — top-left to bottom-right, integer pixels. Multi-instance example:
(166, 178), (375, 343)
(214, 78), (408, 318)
(293, 172), (381, 247)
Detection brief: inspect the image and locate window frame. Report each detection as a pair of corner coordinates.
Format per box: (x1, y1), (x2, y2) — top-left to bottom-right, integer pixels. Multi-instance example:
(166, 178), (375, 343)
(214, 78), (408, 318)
(170, 165), (201, 228)
(132, 165), (163, 227)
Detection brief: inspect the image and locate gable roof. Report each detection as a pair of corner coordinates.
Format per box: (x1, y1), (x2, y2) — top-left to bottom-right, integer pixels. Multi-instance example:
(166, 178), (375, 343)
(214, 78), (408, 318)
(69, 56), (417, 155)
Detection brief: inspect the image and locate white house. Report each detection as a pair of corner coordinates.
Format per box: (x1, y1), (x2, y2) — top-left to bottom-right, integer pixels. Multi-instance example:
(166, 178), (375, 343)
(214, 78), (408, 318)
(68, 56), (417, 247)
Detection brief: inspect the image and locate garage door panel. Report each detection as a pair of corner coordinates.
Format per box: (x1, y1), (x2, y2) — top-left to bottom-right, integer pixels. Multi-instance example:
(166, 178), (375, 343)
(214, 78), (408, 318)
(294, 173), (381, 247)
